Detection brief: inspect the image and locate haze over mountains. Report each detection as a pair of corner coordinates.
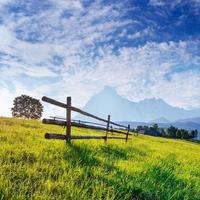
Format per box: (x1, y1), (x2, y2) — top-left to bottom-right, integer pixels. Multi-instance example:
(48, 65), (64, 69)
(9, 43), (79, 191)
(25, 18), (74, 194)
(78, 86), (200, 123)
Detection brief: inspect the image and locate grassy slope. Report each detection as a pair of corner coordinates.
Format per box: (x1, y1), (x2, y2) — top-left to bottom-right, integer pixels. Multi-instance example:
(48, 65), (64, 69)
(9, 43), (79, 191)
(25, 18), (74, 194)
(0, 117), (200, 200)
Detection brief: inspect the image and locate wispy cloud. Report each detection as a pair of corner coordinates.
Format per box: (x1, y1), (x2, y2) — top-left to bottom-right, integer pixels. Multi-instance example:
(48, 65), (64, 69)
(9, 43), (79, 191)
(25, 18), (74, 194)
(0, 0), (200, 117)
(149, 0), (200, 15)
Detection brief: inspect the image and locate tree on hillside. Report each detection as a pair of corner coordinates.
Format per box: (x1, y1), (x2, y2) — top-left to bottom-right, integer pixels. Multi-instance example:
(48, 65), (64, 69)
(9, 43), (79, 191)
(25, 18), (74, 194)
(143, 126), (149, 131)
(176, 129), (182, 138)
(167, 126), (177, 138)
(136, 126), (143, 132)
(180, 129), (189, 139)
(152, 123), (159, 132)
(11, 95), (43, 119)
(160, 128), (166, 137)
(190, 130), (198, 139)
(194, 129), (198, 138)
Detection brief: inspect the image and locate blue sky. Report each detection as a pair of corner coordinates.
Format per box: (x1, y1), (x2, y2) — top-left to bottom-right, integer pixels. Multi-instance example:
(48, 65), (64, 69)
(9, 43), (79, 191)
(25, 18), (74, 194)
(0, 0), (200, 117)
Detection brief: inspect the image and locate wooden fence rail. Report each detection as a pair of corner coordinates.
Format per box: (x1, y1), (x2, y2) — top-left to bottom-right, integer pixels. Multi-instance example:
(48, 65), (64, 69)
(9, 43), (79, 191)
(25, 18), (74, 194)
(42, 96), (131, 143)
(42, 96), (127, 128)
(43, 119), (131, 135)
(50, 117), (108, 128)
(45, 133), (126, 140)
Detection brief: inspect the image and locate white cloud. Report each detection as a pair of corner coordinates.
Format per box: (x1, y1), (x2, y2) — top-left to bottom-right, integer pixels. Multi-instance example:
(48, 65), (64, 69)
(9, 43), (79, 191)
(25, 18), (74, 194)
(40, 40), (200, 110)
(21, 66), (57, 77)
(127, 27), (154, 40)
(51, 0), (83, 11)
(0, 0), (200, 118)
(0, 88), (14, 116)
(152, 71), (200, 109)
(149, 0), (200, 14)
(0, 0), (11, 8)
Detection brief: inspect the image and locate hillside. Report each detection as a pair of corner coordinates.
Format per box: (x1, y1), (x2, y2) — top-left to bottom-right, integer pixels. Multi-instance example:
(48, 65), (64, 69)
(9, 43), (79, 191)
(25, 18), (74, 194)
(1, 117), (200, 200)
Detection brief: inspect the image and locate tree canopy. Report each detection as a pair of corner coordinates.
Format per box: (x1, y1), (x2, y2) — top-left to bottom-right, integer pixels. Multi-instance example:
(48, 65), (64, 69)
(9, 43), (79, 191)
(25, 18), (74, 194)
(11, 95), (43, 119)
(136, 124), (198, 139)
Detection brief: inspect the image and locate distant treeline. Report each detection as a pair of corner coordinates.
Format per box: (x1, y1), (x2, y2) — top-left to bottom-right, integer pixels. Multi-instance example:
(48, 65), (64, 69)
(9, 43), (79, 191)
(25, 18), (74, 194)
(133, 124), (198, 139)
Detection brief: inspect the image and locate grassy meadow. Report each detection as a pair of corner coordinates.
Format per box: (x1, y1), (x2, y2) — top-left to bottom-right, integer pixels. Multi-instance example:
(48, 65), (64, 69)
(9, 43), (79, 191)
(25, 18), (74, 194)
(0, 117), (200, 200)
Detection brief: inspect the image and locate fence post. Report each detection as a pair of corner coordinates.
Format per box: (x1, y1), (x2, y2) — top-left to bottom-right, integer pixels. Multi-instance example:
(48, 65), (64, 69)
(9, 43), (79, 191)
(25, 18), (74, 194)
(66, 97), (71, 143)
(126, 124), (130, 142)
(105, 115), (110, 142)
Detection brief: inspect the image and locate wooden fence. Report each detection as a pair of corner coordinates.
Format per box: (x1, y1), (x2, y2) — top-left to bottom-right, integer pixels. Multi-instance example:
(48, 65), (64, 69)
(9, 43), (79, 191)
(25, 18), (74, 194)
(42, 96), (131, 143)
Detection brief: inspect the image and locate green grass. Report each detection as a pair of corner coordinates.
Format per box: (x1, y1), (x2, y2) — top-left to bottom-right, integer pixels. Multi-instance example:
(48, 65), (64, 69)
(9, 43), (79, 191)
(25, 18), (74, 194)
(1, 117), (200, 200)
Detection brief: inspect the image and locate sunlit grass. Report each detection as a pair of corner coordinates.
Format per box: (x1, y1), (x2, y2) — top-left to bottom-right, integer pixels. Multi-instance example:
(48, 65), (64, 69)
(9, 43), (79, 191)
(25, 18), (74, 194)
(0, 117), (200, 199)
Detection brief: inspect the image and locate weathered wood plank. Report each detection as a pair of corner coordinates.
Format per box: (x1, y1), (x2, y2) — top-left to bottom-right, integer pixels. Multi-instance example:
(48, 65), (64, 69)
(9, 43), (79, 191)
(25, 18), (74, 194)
(42, 96), (68, 109)
(105, 115), (110, 141)
(110, 121), (127, 129)
(45, 133), (127, 140)
(72, 119), (107, 128)
(45, 133), (66, 140)
(126, 124), (130, 142)
(71, 135), (126, 140)
(73, 135), (106, 139)
(43, 118), (65, 126)
(72, 121), (108, 131)
(42, 118), (132, 135)
(66, 97), (71, 143)
(73, 122), (131, 135)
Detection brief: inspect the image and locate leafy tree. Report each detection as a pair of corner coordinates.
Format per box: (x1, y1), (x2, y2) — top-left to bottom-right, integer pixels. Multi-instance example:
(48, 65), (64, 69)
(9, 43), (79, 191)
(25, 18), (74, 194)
(160, 128), (166, 137)
(143, 126), (149, 131)
(152, 123), (159, 132)
(190, 130), (198, 139)
(167, 126), (177, 138)
(194, 129), (198, 138)
(180, 129), (189, 139)
(136, 126), (143, 132)
(176, 129), (182, 138)
(135, 123), (197, 140)
(11, 95), (43, 119)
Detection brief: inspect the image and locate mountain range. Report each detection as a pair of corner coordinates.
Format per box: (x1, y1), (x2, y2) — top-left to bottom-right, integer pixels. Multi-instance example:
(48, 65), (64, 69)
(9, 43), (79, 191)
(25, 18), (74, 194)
(76, 87), (200, 139)
(77, 86), (200, 122)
